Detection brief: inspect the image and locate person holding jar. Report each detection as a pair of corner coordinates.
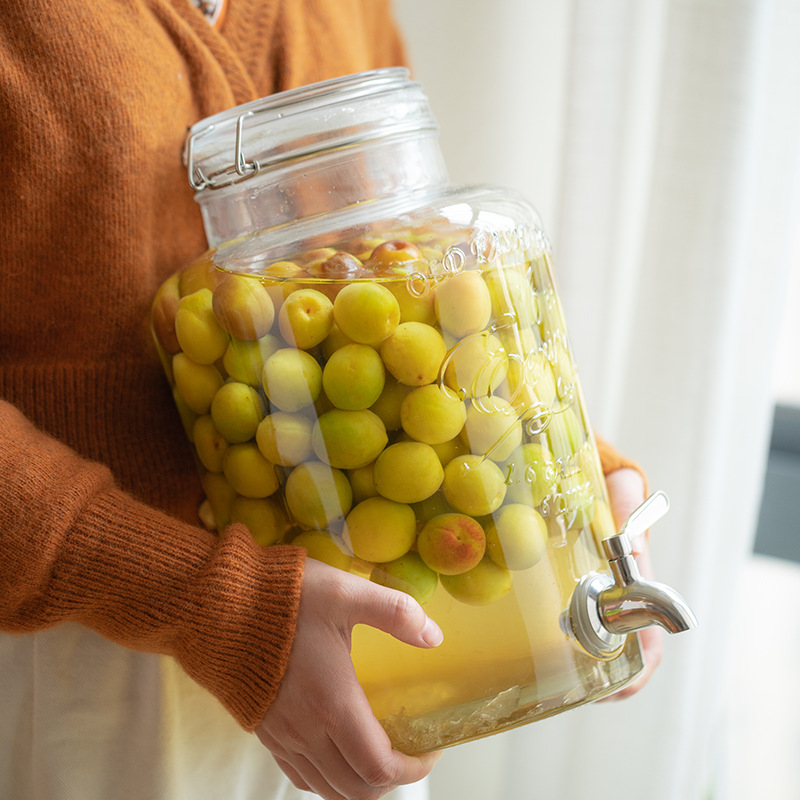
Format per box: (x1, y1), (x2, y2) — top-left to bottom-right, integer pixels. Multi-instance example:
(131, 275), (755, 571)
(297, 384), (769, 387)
(0, 2), (657, 800)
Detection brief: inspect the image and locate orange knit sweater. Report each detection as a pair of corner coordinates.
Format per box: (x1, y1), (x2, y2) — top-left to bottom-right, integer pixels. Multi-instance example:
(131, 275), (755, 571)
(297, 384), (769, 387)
(0, 0), (638, 734)
(0, 0), (408, 732)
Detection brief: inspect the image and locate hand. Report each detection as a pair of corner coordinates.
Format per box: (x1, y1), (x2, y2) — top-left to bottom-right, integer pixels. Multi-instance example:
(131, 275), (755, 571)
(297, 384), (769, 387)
(603, 468), (663, 699)
(256, 557), (443, 800)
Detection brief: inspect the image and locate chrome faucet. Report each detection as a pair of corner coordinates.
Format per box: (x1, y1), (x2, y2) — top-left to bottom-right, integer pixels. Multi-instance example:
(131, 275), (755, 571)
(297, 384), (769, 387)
(563, 491), (697, 659)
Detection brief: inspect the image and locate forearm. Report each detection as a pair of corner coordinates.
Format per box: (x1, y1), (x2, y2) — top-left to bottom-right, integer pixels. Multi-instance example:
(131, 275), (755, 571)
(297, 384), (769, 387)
(0, 399), (305, 729)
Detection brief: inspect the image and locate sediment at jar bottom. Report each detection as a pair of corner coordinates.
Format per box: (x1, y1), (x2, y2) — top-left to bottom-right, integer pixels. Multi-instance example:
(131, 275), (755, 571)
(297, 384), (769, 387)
(352, 577), (645, 754)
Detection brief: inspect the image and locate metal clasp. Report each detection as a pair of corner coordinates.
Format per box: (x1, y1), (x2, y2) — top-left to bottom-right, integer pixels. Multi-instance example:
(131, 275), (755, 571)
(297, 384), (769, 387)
(185, 124), (215, 191)
(235, 111), (260, 177)
(184, 110), (262, 192)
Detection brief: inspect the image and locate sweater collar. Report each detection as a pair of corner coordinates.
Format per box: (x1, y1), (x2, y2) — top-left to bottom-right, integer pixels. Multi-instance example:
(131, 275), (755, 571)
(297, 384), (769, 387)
(189, 0), (226, 27)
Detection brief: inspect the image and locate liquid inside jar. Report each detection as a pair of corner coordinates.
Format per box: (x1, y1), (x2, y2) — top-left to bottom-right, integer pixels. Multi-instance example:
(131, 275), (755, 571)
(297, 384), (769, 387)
(151, 218), (644, 754)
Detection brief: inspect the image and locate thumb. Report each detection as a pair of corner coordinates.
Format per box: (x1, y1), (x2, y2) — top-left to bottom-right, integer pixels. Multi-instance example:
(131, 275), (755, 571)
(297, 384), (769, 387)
(605, 468), (647, 531)
(348, 579), (444, 650)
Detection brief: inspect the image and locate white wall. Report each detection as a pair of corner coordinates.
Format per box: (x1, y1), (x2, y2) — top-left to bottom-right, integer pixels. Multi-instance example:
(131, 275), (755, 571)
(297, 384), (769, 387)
(394, 2), (800, 799)
(772, 233), (800, 406)
(396, 1), (570, 230)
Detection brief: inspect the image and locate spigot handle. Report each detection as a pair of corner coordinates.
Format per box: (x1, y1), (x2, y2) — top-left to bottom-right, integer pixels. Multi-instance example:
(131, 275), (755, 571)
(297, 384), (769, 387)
(618, 490), (670, 542)
(602, 491), (669, 584)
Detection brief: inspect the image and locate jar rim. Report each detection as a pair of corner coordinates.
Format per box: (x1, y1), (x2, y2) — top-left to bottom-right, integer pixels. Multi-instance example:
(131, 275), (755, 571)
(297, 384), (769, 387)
(184, 67), (436, 192)
(188, 67), (413, 136)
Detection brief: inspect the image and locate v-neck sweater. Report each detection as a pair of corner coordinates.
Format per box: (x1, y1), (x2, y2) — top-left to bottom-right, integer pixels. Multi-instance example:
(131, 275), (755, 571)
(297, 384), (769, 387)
(0, 0), (407, 731)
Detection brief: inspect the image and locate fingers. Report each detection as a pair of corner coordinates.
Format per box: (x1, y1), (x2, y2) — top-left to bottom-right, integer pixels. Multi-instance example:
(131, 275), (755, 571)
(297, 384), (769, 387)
(272, 755), (314, 795)
(330, 699), (441, 792)
(603, 469), (664, 700)
(621, 540), (664, 695)
(311, 574), (443, 790)
(605, 468), (647, 533)
(612, 625), (663, 699)
(264, 700), (439, 799)
(301, 557), (444, 649)
(269, 733), (372, 800)
(348, 578), (443, 650)
(257, 559), (443, 800)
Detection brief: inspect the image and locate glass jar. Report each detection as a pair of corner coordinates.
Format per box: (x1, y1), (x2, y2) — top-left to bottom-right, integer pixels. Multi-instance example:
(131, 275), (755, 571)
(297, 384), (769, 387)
(151, 68), (686, 754)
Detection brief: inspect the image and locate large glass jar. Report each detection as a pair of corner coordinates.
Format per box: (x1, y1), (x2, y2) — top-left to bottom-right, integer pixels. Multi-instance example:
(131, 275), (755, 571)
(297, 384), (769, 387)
(151, 69), (679, 754)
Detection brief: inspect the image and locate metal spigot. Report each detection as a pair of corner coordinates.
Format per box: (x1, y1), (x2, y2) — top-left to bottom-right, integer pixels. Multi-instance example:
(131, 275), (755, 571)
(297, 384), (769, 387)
(563, 491), (697, 660)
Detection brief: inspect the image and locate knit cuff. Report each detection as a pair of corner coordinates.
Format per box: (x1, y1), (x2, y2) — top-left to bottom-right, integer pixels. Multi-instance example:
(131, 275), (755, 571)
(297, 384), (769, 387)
(595, 434), (648, 492)
(66, 490), (306, 730)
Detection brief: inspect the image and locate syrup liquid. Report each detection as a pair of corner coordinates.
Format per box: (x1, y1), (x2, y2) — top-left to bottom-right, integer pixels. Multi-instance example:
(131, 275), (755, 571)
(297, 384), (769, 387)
(155, 227), (645, 755)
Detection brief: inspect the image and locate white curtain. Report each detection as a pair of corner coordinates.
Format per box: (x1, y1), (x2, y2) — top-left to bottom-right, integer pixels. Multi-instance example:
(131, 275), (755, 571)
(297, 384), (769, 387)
(395, 1), (800, 798)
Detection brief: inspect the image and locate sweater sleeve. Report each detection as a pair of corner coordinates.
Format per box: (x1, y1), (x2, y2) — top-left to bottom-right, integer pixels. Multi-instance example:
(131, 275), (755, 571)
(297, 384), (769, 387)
(596, 434), (649, 498)
(596, 435), (641, 476)
(0, 399), (305, 731)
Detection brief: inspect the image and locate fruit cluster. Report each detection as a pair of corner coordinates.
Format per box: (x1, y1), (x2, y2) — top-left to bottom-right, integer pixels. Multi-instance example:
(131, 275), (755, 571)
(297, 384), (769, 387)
(151, 226), (603, 606)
